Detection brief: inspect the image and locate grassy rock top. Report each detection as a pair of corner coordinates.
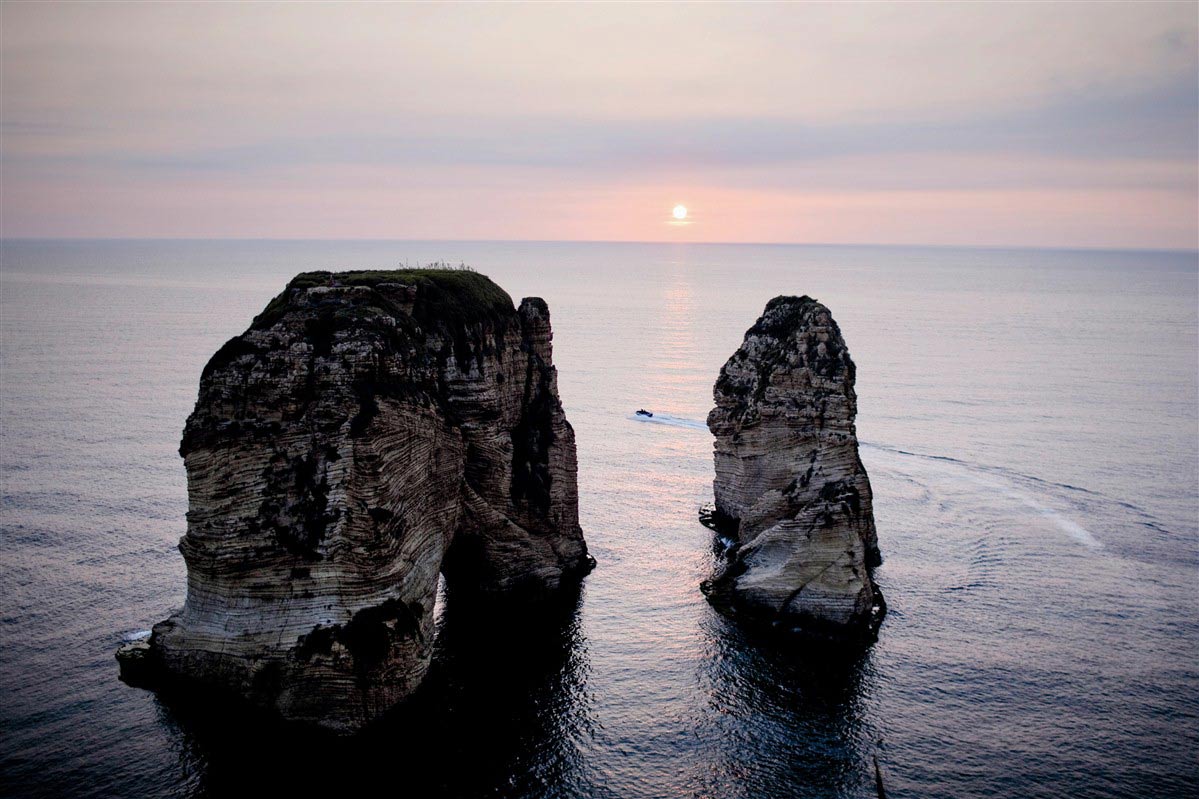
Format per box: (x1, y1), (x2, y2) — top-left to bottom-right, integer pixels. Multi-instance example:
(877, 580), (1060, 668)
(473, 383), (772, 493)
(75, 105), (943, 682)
(252, 269), (516, 332)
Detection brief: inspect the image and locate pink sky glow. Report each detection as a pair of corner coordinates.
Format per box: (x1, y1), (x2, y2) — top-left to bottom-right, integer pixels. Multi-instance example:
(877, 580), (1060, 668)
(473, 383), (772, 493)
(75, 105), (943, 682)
(2, 2), (1196, 249)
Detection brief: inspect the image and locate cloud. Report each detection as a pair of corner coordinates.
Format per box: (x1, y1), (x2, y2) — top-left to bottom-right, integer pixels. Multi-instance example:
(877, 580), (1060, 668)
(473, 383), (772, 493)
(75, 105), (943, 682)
(7, 77), (1193, 191)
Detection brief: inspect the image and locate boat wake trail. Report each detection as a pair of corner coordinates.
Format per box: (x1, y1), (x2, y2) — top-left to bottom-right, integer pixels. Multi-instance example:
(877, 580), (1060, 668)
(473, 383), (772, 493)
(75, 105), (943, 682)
(859, 442), (1106, 550)
(958, 469), (1103, 549)
(629, 412), (709, 431)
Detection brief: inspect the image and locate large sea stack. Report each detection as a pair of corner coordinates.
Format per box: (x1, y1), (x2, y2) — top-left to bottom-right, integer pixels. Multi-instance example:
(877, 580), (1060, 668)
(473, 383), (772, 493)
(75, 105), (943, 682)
(704, 296), (883, 640)
(117, 269), (593, 732)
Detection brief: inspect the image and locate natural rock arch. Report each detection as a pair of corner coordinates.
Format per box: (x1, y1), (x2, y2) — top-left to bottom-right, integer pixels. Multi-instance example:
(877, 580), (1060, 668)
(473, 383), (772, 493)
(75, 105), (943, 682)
(118, 270), (593, 733)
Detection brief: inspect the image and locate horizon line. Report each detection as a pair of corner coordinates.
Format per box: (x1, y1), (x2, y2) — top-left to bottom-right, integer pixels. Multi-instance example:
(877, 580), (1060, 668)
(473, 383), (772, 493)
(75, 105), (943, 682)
(1, 236), (1196, 257)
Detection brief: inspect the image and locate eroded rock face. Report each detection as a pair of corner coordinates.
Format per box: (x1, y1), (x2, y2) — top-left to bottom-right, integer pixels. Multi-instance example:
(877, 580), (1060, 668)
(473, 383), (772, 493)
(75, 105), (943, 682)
(705, 296), (883, 640)
(120, 270), (592, 732)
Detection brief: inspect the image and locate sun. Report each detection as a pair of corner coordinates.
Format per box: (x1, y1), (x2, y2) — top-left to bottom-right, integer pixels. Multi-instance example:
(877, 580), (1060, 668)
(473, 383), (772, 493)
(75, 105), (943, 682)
(672, 204), (688, 220)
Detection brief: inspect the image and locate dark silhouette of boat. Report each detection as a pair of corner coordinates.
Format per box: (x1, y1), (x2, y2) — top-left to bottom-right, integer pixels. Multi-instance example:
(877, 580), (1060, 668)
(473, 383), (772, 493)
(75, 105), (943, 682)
(635, 409), (653, 418)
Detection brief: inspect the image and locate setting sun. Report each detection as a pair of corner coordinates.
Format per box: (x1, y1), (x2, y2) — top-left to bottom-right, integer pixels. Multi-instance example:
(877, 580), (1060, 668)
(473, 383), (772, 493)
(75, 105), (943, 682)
(672, 204), (687, 220)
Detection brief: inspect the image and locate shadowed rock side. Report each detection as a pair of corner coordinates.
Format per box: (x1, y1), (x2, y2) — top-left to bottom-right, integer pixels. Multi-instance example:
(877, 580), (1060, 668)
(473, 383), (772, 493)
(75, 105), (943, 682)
(117, 270), (592, 733)
(704, 296), (883, 640)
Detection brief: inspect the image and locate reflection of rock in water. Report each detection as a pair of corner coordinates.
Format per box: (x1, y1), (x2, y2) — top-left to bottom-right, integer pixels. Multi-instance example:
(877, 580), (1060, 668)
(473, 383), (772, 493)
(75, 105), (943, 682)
(157, 587), (593, 797)
(705, 295), (884, 641)
(417, 585), (595, 796)
(689, 609), (880, 799)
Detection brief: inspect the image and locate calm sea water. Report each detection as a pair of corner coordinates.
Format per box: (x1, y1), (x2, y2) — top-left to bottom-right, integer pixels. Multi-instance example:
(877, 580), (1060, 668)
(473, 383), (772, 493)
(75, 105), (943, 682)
(1, 240), (1196, 798)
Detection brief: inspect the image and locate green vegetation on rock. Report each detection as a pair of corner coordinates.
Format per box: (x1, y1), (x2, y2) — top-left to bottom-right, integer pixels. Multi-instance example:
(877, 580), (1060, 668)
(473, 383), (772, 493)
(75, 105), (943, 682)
(252, 268), (515, 332)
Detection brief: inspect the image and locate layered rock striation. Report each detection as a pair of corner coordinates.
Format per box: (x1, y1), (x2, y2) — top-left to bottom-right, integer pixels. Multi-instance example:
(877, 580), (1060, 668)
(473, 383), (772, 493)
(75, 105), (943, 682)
(119, 269), (592, 732)
(704, 296), (883, 640)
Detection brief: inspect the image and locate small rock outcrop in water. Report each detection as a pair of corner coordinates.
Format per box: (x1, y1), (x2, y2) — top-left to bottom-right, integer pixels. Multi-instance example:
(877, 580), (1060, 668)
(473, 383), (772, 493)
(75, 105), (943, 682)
(117, 269), (593, 732)
(704, 296), (883, 640)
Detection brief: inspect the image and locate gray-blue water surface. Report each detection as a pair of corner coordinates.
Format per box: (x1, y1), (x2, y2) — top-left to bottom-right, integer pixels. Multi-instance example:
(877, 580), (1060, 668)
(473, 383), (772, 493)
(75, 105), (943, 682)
(1, 240), (1196, 798)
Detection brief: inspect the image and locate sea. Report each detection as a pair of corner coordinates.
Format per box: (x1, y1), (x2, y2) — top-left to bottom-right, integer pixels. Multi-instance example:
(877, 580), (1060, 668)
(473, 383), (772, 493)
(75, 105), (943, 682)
(1, 239), (1196, 798)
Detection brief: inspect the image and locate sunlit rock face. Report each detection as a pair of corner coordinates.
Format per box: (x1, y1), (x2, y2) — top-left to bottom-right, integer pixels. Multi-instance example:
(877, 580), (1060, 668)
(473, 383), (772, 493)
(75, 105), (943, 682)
(118, 270), (592, 733)
(705, 296), (883, 640)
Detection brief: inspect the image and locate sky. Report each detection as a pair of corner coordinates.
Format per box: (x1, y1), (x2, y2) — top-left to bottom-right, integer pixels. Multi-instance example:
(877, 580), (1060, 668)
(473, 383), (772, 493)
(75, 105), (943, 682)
(2, 2), (1196, 249)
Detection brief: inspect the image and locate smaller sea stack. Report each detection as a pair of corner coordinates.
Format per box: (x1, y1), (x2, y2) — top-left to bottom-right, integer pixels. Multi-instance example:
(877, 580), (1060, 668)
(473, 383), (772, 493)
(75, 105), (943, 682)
(705, 296), (884, 640)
